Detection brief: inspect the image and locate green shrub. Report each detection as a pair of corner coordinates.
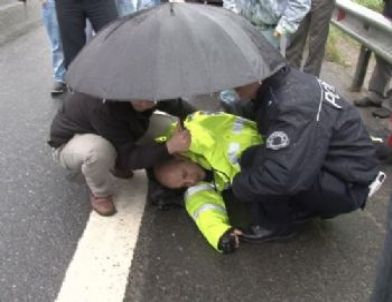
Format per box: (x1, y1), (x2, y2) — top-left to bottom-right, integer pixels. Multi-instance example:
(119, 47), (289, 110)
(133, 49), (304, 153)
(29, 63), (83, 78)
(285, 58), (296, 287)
(353, 0), (383, 12)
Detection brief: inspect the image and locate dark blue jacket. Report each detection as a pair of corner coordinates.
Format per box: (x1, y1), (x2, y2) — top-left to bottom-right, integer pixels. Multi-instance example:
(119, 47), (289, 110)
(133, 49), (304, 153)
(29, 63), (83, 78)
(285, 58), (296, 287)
(232, 67), (378, 202)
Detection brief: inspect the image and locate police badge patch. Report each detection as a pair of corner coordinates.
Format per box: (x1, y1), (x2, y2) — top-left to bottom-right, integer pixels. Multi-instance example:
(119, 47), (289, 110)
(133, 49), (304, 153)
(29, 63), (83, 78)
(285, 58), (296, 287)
(266, 131), (290, 150)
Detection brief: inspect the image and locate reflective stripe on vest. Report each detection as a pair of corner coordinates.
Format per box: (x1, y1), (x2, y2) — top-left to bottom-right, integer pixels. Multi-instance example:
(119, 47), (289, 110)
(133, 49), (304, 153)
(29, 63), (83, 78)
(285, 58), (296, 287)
(227, 142), (240, 165)
(232, 118), (245, 134)
(185, 183), (214, 200)
(191, 203), (227, 221)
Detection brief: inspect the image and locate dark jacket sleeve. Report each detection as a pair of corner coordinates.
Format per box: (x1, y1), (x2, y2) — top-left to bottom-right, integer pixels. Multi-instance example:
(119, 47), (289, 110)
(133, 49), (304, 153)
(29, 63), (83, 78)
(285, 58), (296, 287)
(88, 106), (171, 171)
(116, 141), (171, 170)
(157, 98), (196, 119)
(232, 109), (331, 203)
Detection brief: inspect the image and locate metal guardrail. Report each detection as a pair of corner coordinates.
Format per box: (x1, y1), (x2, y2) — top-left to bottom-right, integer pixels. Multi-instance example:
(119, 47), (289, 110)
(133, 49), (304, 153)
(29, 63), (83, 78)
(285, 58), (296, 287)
(331, 0), (392, 91)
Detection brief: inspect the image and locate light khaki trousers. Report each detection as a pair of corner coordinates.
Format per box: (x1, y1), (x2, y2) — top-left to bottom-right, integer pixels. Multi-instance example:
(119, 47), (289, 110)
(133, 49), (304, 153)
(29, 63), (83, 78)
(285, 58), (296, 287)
(53, 112), (176, 197)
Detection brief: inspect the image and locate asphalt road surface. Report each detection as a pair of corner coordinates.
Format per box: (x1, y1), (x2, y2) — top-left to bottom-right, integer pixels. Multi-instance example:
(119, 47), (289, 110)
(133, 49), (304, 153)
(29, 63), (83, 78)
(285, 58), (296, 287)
(0, 24), (391, 302)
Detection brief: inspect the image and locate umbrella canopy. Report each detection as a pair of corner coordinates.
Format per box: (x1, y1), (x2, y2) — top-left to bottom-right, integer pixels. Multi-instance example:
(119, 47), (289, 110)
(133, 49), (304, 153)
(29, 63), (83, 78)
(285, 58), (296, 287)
(66, 3), (285, 101)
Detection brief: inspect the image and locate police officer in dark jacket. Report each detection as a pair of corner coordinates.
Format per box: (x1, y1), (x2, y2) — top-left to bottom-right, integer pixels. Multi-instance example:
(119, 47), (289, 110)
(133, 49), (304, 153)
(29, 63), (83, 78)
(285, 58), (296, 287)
(223, 66), (384, 242)
(48, 92), (195, 216)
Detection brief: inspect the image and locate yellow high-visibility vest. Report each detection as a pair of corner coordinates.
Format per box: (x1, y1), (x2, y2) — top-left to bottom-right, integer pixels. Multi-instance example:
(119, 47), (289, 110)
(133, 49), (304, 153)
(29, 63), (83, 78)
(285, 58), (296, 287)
(160, 111), (262, 252)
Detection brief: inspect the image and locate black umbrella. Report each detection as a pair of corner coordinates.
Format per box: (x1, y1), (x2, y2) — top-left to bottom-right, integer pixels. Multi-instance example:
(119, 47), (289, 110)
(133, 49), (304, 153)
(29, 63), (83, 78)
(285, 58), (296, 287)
(66, 3), (285, 101)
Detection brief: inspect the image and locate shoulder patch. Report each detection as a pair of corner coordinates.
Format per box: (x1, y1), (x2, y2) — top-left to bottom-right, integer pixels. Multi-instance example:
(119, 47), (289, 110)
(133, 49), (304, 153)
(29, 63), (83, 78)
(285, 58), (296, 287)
(266, 131), (290, 150)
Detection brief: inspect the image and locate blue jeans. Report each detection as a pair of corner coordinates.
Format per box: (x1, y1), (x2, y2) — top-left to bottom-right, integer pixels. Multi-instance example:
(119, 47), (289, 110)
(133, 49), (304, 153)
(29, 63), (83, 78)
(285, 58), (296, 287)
(138, 0), (160, 10)
(115, 0), (135, 16)
(115, 0), (160, 16)
(41, 0), (66, 83)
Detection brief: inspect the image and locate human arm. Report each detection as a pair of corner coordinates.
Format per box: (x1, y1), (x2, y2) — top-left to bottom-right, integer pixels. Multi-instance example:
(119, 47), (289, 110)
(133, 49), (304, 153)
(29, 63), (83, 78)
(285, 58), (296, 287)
(115, 125), (191, 170)
(232, 108), (330, 203)
(89, 106), (190, 170)
(274, 0), (311, 35)
(185, 182), (238, 253)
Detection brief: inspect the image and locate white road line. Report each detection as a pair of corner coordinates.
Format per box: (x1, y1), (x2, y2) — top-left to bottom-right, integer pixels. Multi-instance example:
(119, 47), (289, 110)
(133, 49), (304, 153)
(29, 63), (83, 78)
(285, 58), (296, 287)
(55, 172), (147, 302)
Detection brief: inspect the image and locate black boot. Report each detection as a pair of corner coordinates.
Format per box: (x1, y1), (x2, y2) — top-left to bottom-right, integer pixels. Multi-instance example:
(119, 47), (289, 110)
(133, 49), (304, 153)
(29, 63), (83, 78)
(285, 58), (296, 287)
(240, 224), (296, 243)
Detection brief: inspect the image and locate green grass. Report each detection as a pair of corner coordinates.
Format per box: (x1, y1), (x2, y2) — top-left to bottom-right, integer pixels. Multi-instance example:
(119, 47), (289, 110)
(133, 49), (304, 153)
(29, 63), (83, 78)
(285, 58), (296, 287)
(325, 0), (384, 66)
(353, 0), (383, 12)
(325, 26), (349, 66)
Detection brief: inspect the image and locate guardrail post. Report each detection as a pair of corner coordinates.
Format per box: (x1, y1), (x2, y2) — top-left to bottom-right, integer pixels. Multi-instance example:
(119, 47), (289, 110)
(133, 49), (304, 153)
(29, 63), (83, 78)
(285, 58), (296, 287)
(350, 45), (372, 92)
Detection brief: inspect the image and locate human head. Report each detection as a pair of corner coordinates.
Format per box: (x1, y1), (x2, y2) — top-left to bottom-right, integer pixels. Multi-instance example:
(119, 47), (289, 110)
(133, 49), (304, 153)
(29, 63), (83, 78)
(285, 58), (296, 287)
(234, 81), (262, 101)
(130, 99), (156, 112)
(154, 157), (206, 189)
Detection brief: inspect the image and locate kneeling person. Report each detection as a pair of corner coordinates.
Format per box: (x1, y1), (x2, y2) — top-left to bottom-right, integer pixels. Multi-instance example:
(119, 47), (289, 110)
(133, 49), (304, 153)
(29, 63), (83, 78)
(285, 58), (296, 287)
(48, 92), (194, 216)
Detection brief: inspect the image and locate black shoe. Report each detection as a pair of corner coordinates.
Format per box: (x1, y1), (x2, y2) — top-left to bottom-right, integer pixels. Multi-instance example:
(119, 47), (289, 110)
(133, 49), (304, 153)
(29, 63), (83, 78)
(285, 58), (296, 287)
(354, 96), (381, 108)
(292, 210), (315, 225)
(240, 224), (296, 243)
(51, 81), (67, 96)
(372, 107), (391, 119)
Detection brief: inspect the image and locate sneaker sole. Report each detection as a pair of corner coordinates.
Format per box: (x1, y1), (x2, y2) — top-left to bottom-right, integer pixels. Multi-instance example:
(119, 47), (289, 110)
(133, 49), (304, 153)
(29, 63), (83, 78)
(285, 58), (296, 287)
(51, 90), (66, 96)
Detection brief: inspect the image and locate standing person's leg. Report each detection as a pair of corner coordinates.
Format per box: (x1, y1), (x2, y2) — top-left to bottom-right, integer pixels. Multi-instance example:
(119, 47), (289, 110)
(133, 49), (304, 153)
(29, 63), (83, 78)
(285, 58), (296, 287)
(53, 134), (118, 216)
(83, 0), (118, 33)
(286, 13), (311, 70)
(302, 0), (335, 76)
(137, 0), (160, 10)
(384, 90), (392, 115)
(371, 58), (392, 118)
(115, 0), (135, 17)
(355, 56), (392, 109)
(41, 0), (66, 94)
(55, 0), (86, 69)
(369, 56), (392, 97)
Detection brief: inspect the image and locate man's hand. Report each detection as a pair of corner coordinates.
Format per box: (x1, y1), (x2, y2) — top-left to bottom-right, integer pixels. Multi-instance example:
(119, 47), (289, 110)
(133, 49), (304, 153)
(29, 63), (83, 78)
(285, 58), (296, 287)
(218, 228), (243, 254)
(273, 24), (285, 37)
(273, 30), (282, 38)
(166, 122), (191, 154)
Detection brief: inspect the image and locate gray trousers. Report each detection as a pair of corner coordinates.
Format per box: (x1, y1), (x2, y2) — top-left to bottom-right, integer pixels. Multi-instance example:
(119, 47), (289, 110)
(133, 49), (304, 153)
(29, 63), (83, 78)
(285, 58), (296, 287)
(286, 0), (335, 77)
(53, 113), (176, 197)
(369, 55), (392, 97)
(364, 56), (392, 110)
